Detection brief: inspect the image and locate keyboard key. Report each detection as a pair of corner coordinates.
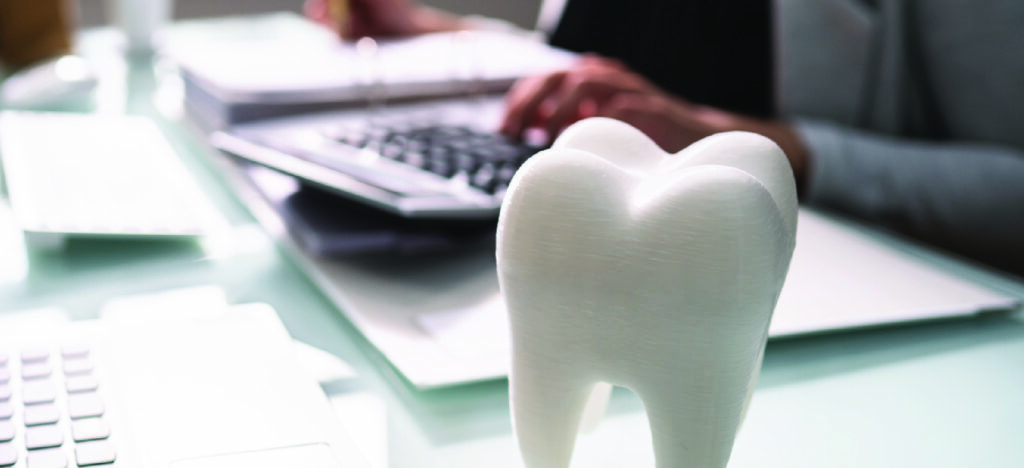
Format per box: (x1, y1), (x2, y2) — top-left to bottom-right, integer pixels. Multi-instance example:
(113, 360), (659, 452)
(0, 421), (13, 442)
(0, 443), (16, 466)
(471, 146), (508, 163)
(0, 402), (11, 420)
(379, 143), (404, 159)
(364, 126), (389, 143)
(25, 425), (63, 450)
(497, 163), (518, 185)
(22, 362), (52, 380)
(426, 145), (452, 161)
(402, 151), (427, 168)
(65, 375), (99, 393)
(71, 418), (110, 442)
(21, 348), (50, 363)
(426, 159), (455, 177)
(22, 380), (57, 405)
(453, 152), (479, 172)
(60, 345), (90, 360)
(339, 133), (368, 148)
(471, 164), (497, 193)
(23, 404), (60, 426)
(75, 440), (116, 466)
(62, 358), (93, 376)
(67, 393), (104, 419)
(405, 138), (428, 154)
(26, 447), (66, 468)
(0, 385), (9, 401)
(0, 368), (9, 384)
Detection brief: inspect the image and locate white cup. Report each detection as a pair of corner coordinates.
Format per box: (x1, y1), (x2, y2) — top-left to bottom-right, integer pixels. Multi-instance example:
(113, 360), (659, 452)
(106, 0), (174, 52)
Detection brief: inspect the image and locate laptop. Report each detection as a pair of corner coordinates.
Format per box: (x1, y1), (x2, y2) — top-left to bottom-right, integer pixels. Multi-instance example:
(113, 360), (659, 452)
(0, 294), (368, 467)
(218, 159), (1021, 389)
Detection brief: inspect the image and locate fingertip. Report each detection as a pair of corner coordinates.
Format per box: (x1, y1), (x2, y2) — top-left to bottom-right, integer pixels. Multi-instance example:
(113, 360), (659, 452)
(498, 119), (518, 139)
(501, 103), (523, 138)
(502, 72), (562, 140)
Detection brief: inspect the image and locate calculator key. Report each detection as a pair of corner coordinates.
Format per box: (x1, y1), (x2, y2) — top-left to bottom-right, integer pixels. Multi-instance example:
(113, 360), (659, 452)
(453, 152), (479, 172)
(0, 402), (11, 420)
(75, 440), (116, 466)
(23, 404), (60, 426)
(496, 163), (518, 185)
(471, 164), (497, 193)
(402, 151), (427, 168)
(25, 447), (66, 468)
(22, 380), (57, 405)
(0, 385), (9, 401)
(405, 139), (428, 153)
(60, 345), (90, 360)
(0, 421), (13, 442)
(62, 359), (93, 376)
(21, 348), (50, 363)
(72, 418), (110, 442)
(22, 362), (52, 380)
(426, 146), (451, 161)
(68, 393), (104, 419)
(0, 443), (16, 466)
(379, 143), (404, 159)
(25, 425), (63, 450)
(65, 375), (99, 393)
(426, 159), (455, 177)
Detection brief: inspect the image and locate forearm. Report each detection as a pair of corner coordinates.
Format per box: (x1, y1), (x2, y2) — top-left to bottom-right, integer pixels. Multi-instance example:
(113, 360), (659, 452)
(795, 119), (1024, 271)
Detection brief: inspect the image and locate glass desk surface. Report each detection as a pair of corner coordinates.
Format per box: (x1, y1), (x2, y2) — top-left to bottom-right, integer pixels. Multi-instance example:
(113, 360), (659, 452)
(2, 23), (1023, 468)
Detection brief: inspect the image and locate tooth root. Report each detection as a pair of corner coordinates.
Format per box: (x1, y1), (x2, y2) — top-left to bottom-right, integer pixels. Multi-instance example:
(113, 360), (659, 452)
(739, 342), (768, 425)
(510, 355), (594, 468)
(641, 389), (737, 468)
(579, 382), (613, 433)
(634, 342), (766, 468)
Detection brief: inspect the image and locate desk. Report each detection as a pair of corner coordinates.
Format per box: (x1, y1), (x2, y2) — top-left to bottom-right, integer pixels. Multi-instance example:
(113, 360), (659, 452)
(2, 25), (1024, 468)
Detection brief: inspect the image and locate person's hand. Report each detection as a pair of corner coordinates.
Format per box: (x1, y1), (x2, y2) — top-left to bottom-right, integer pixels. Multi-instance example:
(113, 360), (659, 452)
(304, 0), (465, 40)
(501, 56), (667, 143)
(499, 56), (810, 186)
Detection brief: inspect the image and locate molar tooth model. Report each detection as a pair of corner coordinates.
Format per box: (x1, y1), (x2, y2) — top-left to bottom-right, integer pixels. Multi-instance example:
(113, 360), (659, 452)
(496, 118), (798, 468)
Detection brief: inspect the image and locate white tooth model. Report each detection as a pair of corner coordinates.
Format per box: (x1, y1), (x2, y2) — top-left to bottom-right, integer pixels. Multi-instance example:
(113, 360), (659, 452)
(496, 118), (798, 468)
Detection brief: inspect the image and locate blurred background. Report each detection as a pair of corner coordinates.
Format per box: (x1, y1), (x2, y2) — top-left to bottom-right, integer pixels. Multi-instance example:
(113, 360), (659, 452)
(75, 0), (542, 30)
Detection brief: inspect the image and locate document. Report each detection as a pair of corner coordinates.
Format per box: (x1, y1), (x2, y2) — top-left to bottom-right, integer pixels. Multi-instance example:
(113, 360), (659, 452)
(167, 13), (576, 105)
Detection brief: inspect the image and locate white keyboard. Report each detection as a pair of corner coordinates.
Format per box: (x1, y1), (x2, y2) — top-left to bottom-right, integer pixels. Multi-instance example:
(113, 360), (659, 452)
(0, 343), (116, 467)
(0, 112), (222, 249)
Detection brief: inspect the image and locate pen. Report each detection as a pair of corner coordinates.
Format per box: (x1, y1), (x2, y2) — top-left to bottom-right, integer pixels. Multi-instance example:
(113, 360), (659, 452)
(327, 0), (349, 38)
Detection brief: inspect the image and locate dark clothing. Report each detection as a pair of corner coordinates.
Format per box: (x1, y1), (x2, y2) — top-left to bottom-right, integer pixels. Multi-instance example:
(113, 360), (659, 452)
(548, 0), (775, 118)
(546, 0), (1024, 276)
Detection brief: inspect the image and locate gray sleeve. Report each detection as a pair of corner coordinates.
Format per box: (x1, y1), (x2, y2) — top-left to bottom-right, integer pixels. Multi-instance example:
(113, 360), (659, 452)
(795, 119), (1024, 271)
